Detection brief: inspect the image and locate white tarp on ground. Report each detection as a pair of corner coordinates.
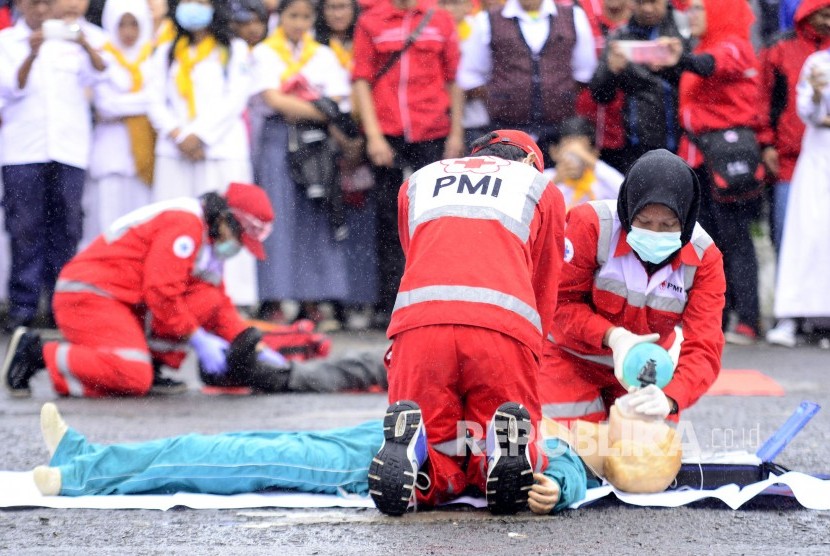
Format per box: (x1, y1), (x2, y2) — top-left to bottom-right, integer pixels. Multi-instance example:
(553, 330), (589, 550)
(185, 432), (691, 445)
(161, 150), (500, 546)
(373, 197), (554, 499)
(1, 471), (828, 512)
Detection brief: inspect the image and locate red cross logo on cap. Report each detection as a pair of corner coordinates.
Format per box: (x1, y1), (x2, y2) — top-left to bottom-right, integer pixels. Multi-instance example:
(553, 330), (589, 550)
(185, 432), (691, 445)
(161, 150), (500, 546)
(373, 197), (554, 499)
(441, 156), (507, 175)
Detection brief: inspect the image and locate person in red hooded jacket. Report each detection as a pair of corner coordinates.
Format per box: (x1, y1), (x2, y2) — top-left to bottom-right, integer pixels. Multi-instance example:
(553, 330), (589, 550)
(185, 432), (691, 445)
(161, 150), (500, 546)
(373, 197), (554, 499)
(759, 0), (830, 253)
(2, 183), (281, 399)
(675, 0), (763, 345)
(757, 0), (830, 347)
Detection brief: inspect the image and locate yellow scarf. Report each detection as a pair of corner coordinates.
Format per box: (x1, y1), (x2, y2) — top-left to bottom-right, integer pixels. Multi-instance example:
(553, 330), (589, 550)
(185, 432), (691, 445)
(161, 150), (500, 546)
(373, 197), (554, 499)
(563, 168), (597, 209)
(173, 35), (228, 120)
(263, 27), (320, 82)
(103, 42), (154, 92)
(328, 37), (353, 71)
(457, 19), (472, 42)
(155, 17), (176, 47)
(102, 41), (157, 187)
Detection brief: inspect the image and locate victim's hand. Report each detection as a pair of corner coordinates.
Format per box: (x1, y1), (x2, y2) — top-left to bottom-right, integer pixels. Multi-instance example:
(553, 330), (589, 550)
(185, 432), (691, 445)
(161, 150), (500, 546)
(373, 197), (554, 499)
(528, 473), (560, 515)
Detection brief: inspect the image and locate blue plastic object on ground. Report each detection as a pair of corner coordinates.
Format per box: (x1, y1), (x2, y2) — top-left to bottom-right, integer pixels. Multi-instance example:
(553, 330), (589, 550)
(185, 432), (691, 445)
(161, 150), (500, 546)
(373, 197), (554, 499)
(755, 401), (821, 462)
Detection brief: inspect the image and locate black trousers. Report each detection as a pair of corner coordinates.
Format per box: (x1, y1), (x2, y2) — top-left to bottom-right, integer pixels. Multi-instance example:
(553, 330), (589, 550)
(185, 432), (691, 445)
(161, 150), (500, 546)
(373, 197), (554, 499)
(695, 166), (762, 332)
(369, 136), (445, 317)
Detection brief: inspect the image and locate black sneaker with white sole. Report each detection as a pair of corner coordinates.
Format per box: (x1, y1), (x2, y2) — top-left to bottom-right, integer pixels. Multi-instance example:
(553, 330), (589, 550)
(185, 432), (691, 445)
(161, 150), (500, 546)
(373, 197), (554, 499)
(485, 401), (535, 515)
(149, 363), (188, 396)
(2, 327), (45, 398)
(368, 400), (428, 516)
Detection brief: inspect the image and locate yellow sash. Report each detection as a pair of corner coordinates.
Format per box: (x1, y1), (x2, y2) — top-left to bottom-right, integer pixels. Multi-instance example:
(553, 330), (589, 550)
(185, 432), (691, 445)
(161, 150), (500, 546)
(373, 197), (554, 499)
(124, 115), (157, 187)
(563, 168), (597, 209)
(155, 18), (176, 47)
(262, 27), (320, 82)
(103, 42), (154, 92)
(457, 19), (472, 42)
(173, 35), (228, 120)
(102, 42), (157, 186)
(328, 38), (353, 71)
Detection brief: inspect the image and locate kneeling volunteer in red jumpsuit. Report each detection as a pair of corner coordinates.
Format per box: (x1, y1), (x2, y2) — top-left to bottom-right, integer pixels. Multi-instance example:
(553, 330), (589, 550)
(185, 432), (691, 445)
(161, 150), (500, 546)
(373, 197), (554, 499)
(2, 183), (277, 398)
(540, 149), (726, 424)
(369, 130), (566, 517)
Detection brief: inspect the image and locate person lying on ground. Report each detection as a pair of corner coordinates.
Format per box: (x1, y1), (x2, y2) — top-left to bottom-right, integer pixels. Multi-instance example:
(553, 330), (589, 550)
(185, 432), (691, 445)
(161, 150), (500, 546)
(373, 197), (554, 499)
(29, 395), (681, 514)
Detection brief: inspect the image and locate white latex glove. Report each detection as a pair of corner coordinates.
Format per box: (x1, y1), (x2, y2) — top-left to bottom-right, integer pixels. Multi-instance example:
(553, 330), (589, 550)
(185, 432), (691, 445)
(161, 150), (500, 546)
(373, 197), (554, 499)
(606, 327), (661, 383)
(625, 384), (672, 419)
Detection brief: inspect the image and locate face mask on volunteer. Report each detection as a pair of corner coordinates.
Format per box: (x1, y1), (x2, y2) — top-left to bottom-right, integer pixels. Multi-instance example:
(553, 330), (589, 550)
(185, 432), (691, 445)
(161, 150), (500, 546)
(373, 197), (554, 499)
(213, 239), (242, 260)
(626, 227), (682, 264)
(175, 2), (215, 32)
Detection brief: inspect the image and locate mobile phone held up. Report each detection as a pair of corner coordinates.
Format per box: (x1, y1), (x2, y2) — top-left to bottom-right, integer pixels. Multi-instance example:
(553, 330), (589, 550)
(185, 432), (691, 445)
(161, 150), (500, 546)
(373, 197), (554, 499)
(42, 19), (81, 41)
(616, 40), (671, 65)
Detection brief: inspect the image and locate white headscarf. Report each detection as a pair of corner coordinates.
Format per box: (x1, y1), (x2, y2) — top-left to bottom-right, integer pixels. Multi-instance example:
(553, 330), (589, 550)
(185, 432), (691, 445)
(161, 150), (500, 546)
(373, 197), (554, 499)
(101, 0), (154, 57)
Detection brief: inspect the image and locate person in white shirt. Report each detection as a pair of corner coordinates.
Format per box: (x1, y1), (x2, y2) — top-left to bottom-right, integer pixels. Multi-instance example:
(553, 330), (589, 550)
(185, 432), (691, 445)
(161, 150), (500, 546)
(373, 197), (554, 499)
(55, 0), (106, 47)
(147, 0), (253, 199)
(439, 0), (491, 148)
(0, 0), (106, 332)
(457, 0), (597, 141)
(83, 0), (156, 246)
(542, 116), (623, 211)
(146, 0), (258, 307)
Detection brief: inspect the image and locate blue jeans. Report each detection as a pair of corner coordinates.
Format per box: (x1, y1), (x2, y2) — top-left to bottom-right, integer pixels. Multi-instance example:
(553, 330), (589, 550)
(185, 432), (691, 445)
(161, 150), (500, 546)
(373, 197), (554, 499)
(51, 421), (587, 511)
(1, 162), (84, 321)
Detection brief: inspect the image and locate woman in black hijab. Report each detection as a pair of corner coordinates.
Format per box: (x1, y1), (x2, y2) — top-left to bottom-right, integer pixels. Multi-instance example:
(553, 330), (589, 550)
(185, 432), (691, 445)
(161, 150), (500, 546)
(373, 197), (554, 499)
(539, 149), (726, 424)
(617, 149), (700, 272)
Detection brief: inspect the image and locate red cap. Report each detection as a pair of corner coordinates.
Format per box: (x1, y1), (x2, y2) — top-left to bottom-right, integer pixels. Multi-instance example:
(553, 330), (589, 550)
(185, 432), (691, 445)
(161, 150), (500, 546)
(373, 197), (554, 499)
(224, 182), (274, 260)
(470, 129), (544, 173)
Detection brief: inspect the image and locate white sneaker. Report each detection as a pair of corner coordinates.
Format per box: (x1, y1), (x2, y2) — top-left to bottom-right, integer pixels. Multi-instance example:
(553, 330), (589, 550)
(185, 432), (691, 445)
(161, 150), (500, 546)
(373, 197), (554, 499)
(766, 319), (797, 348)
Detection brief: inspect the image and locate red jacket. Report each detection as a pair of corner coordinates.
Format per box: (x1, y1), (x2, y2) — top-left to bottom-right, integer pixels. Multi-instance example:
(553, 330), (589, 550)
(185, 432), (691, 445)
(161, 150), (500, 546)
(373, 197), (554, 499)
(388, 156), (566, 355)
(678, 39), (761, 167)
(551, 201), (726, 410)
(352, 0), (460, 142)
(0, 7), (11, 31)
(58, 199), (217, 340)
(757, 0), (830, 181)
(678, 0), (760, 167)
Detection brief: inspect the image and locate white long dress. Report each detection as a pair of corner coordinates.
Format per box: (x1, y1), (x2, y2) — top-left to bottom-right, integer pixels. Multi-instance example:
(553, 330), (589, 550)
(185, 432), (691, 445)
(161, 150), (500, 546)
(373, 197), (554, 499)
(774, 50), (830, 318)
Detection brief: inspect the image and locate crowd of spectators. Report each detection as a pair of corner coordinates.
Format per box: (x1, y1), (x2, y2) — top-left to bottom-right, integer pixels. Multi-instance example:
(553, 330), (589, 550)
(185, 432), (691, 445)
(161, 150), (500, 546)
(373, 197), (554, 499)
(0, 0), (827, 346)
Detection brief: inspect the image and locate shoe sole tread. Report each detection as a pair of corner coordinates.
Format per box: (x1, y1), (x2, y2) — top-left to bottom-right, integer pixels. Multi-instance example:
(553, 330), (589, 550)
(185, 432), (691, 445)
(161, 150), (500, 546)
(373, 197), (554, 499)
(369, 401), (422, 516)
(487, 402), (534, 515)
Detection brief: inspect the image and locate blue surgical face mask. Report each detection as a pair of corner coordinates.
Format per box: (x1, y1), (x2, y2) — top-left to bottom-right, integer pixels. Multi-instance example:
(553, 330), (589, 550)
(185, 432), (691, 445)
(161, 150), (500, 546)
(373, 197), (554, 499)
(626, 227), (682, 264)
(175, 2), (215, 32)
(213, 239), (242, 260)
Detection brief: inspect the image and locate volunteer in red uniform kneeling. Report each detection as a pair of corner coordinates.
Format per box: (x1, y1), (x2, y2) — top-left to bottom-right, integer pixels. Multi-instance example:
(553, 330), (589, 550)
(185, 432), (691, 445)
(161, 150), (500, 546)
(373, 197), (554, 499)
(370, 130), (567, 517)
(2, 183), (281, 398)
(540, 149), (726, 423)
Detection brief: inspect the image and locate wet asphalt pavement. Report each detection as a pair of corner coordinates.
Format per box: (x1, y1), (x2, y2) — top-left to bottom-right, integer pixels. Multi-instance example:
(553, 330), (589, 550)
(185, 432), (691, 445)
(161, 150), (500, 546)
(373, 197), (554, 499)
(2, 330), (829, 555)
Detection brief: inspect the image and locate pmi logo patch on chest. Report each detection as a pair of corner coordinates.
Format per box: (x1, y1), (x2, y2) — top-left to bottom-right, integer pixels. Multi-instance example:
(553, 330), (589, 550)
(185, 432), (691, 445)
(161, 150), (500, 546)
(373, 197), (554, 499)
(660, 280), (684, 294)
